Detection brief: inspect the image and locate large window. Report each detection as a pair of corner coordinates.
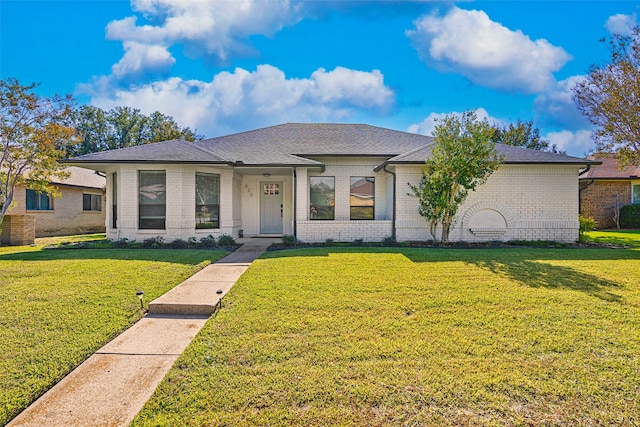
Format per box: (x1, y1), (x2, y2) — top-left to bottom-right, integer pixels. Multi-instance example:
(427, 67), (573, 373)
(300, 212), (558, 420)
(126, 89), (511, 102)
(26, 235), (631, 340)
(112, 173), (117, 229)
(310, 176), (335, 220)
(350, 177), (375, 220)
(83, 194), (101, 211)
(634, 184), (640, 204)
(139, 171), (166, 229)
(195, 172), (220, 229)
(26, 189), (52, 211)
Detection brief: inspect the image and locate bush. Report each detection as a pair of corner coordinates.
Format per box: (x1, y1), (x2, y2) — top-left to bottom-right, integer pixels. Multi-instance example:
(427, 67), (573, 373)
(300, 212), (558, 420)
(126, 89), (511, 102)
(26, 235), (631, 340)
(218, 234), (236, 246)
(167, 239), (189, 249)
(112, 238), (130, 248)
(620, 204), (640, 228)
(352, 238), (364, 246)
(142, 236), (164, 248)
(324, 238), (334, 245)
(198, 235), (217, 248)
(382, 236), (396, 246)
(579, 215), (598, 237)
(281, 235), (298, 246)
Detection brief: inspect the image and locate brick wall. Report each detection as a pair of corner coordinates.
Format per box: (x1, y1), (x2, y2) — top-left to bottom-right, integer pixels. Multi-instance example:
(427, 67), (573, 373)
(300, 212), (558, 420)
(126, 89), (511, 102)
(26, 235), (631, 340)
(1, 214), (35, 245)
(579, 180), (631, 229)
(8, 185), (105, 237)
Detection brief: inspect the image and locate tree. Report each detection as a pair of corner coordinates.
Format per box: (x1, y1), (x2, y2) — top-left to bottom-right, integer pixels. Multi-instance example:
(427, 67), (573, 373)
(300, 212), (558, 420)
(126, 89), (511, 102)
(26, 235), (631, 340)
(0, 78), (74, 223)
(64, 106), (203, 156)
(491, 119), (563, 153)
(572, 27), (640, 166)
(408, 111), (504, 243)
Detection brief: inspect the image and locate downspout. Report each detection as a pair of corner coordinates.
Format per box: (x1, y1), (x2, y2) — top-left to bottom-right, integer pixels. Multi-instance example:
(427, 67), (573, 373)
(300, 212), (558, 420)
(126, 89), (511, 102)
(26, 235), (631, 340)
(578, 164), (594, 214)
(383, 164), (396, 241)
(293, 167), (297, 238)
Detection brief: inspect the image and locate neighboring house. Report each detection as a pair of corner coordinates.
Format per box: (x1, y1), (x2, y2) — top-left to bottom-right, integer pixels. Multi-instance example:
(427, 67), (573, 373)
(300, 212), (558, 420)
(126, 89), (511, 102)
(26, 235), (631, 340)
(7, 167), (106, 237)
(579, 154), (640, 229)
(65, 123), (594, 243)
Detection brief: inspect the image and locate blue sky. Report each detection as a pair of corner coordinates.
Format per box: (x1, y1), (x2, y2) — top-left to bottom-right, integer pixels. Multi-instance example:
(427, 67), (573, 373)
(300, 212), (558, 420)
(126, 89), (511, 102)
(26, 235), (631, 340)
(2, 1), (639, 155)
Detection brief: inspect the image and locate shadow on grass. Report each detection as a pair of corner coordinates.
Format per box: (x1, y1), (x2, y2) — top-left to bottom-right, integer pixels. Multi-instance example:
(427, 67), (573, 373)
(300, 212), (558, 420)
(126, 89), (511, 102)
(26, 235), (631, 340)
(473, 259), (623, 303)
(0, 248), (229, 264)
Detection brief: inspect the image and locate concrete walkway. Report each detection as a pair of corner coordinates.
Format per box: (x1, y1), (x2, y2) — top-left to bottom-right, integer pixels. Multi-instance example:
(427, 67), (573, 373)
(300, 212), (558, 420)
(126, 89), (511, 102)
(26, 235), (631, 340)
(8, 238), (277, 427)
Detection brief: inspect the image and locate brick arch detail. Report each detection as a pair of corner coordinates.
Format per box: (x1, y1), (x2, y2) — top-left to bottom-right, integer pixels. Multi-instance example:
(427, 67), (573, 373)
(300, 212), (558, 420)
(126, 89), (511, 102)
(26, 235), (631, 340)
(461, 202), (515, 229)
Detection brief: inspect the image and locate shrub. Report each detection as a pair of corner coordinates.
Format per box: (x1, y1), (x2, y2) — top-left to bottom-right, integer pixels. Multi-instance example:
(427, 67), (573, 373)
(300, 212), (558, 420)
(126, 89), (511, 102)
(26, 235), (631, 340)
(620, 204), (640, 228)
(218, 234), (236, 246)
(281, 235), (298, 246)
(142, 236), (164, 248)
(382, 236), (396, 246)
(167, 239), (189, 249)
(352, 238), (364, 246)
(198, 235), (217, 248)
(324, 238), (334, 245)
(187, 237), (197, 247)
(579, 215), (598, 237)
(112, 238), (130, 248)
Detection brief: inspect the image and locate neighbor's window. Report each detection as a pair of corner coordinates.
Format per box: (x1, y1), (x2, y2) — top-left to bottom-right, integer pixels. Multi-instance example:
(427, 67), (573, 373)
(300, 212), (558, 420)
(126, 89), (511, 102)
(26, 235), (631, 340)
(634, 184), (640, 204)
(83, 194), (101, 211)
(350, 177), (375, 220)
(112, 173), (117, 229)
(139, 171), (166, 229)
(310, 176), (335, 220)
(195, 172), (220, 229)
(26, 189), (52, 211)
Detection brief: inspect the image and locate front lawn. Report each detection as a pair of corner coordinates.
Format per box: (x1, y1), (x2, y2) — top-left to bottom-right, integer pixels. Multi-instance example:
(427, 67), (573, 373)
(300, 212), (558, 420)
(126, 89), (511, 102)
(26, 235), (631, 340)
(583, 229), (640, 247)
(0, 241), (228, 425)
(135, 246), (640, 426)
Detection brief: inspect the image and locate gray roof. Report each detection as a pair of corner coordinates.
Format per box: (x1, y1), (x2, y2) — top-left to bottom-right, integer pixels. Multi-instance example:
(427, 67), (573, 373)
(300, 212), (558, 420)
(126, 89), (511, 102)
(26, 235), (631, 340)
(65, 123), (594, 168)
(52, 167), (105, 189)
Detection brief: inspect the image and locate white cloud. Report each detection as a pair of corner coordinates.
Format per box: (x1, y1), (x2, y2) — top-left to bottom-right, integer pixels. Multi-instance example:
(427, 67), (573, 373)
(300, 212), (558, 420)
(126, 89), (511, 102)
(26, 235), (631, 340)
(533, 75), (591, 130)
(111, 41), (175, 79)
(407, 107), (499, 136)
(407, 7), (571, 94)
(105, 0), (305, 77)
(89, 65), (395, 136)
(545, 130), (594, 156)
(606, 13), (637, 36)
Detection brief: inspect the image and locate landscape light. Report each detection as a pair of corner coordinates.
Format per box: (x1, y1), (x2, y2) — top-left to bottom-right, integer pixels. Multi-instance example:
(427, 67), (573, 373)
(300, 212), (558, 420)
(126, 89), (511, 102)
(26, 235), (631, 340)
(136, 290), (144, 309)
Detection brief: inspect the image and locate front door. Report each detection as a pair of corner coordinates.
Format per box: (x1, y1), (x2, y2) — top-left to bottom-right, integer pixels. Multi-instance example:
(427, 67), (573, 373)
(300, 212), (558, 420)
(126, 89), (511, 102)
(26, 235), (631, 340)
(260, 181), (283, 234)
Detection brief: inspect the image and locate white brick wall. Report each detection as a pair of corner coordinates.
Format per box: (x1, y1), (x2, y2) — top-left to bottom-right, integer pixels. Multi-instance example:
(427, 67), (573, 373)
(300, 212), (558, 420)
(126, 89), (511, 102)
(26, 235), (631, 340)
(396, 164), (581, 243)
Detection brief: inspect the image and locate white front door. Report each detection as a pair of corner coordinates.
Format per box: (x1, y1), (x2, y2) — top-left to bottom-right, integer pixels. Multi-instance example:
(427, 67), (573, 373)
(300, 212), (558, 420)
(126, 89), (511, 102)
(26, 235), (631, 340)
(260, 181), (283, 234)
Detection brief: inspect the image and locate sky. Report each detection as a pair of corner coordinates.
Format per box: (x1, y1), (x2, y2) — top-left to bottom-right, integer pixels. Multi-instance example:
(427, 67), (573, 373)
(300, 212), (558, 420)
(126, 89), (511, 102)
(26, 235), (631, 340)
(1, 0), (639, 156)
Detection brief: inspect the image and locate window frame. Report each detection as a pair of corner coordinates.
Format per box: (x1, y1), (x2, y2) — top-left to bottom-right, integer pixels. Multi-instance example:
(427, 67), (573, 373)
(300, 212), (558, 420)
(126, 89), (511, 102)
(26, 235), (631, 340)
(350, 176), (375, 220)
(309, 176), (335, 220)
(83, 194), (102, 212)
(25, 189), (53, 211)
(195, 172), (220, 229)
(633, 183), (640, 204)
(138, 170), (166, 230)
(112, 173), (117, 229)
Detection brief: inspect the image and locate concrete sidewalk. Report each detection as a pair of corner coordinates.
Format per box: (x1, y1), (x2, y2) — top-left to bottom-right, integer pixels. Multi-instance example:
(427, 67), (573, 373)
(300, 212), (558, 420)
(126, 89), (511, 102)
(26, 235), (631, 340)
(8, 238), (277, 427)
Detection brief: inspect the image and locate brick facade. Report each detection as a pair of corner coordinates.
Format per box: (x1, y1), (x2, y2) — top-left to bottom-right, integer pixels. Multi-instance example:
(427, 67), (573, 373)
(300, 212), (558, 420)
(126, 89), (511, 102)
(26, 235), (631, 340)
(579, 180), (632, 229)
(0, 214), (36, 245)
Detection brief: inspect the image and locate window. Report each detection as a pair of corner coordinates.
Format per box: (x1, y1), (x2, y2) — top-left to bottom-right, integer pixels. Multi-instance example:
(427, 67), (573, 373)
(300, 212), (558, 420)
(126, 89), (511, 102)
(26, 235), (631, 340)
(83, 194), (101, 211)
(139, 171), (166, 229)
(26, 189), (52, 211)
(195, 172), (220, 229)
(310, 177), (335, 220)
(112, 173), (117, 229)
(634, 184), (640, 204)
(350, 177), (375, 220)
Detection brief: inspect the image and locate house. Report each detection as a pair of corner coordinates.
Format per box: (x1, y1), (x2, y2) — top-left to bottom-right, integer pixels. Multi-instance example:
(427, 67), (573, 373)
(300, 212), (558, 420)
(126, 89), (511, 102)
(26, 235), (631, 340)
(5, 166), (106, 237)
(64, 123), (594, 243)
(579, 154), (640, 229)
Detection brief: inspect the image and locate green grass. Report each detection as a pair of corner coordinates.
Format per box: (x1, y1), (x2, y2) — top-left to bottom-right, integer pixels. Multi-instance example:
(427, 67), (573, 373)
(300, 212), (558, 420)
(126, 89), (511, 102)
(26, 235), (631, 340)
(0, 236), (228, 425)
(582, 229), (640, 247)
(134, 246), (640, 426)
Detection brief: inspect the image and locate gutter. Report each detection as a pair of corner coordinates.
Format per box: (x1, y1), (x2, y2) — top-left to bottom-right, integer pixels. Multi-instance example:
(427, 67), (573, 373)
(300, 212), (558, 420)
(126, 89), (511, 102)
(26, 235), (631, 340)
(383, 164), (396, 241)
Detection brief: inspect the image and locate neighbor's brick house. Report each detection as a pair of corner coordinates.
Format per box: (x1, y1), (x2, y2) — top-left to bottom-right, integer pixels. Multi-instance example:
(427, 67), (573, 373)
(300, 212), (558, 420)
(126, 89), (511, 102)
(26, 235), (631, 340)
(65, 123), (595, 243)
(579, 155), (640, 229)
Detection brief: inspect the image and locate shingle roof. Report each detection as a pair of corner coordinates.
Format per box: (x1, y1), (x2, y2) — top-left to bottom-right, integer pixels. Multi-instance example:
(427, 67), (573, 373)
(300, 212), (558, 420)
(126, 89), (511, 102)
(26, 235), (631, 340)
(579, 154), (640, 179)
(51, 167), (105, 189)
(65, 123), (594, 168)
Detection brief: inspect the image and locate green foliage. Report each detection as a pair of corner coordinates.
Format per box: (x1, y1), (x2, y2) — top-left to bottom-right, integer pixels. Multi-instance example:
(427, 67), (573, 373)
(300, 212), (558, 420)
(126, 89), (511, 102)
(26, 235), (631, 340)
(408, 111), (504, 243)
(217, 234), (236, 246)
(134, 247), (640, 426)
(572, 28), (640, 167)
(0, 78), (74, 223)
(198, 235), (217, 248)
(0, 243), (225, 425)
(281, 235), (299, 246)
(142, 236), (164, 248)
(64, 105), (203, 156)
(582, 229), (640, 247)
(620, 204), (640, 228)
(491, 119), (563, 153)
(579, 215), (599, 239)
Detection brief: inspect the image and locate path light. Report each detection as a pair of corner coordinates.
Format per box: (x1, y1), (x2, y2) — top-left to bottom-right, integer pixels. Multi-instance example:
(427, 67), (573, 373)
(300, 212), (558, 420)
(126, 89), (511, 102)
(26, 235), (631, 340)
(216, 289), (223, 311)
(136, 290), (144, 309)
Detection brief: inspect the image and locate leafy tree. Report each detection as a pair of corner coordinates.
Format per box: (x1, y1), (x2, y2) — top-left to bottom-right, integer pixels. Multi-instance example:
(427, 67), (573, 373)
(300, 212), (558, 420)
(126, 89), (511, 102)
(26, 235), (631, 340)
(409, 111), (504, 243)
(491, 119), (563, 153)
(572, 27), (640, 166)
(65, 106), (203, 156)
(0, 78), (74, 223)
